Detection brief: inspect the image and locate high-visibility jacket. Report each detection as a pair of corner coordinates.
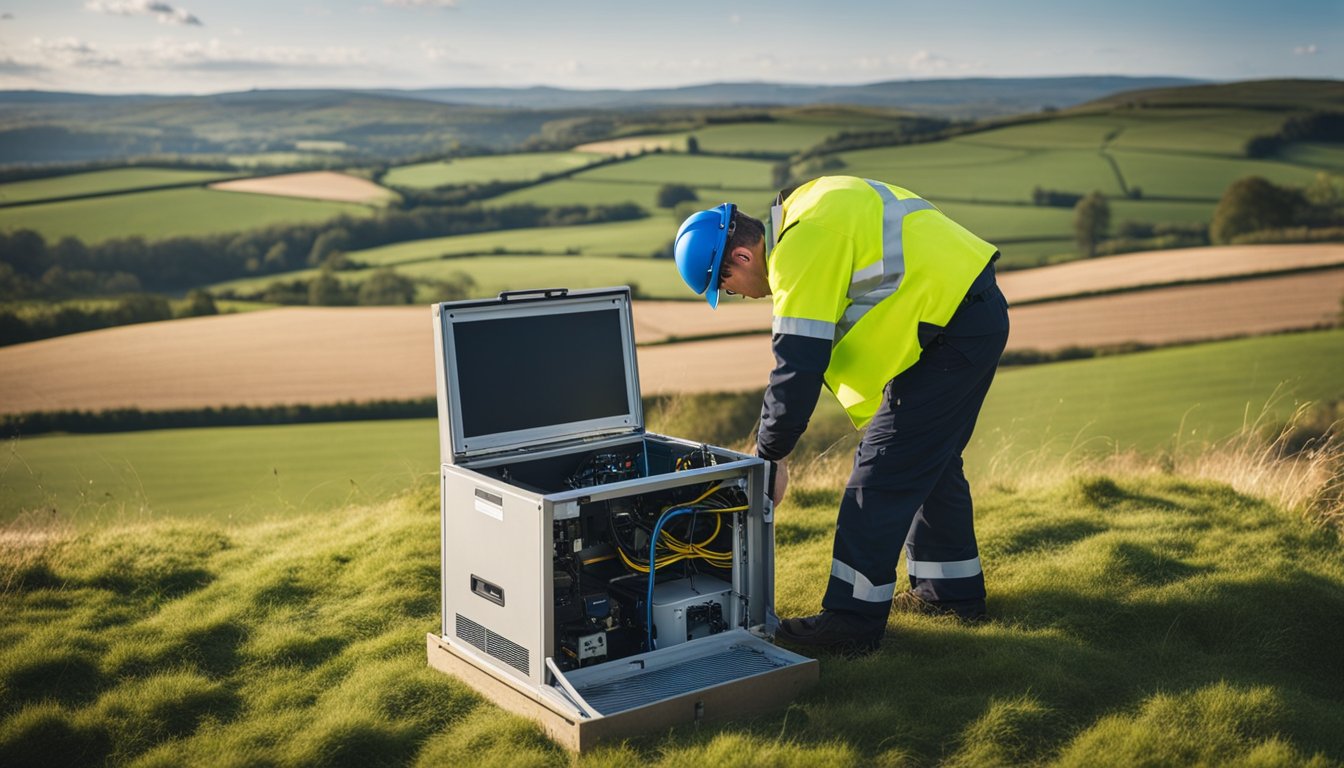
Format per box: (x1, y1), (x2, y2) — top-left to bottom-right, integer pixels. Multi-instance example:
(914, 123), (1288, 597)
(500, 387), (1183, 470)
(758, 176), (996, 452)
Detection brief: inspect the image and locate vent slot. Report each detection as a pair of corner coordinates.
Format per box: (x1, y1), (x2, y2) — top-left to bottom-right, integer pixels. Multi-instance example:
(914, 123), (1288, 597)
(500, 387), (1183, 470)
(455, 613), (486, 651)
(455, 613), (530, 676)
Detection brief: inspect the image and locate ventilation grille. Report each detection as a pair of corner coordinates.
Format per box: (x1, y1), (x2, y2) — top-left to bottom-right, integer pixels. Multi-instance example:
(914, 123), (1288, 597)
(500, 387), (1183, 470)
(455, 613), (530, 676)
(573, 645), (787, 715)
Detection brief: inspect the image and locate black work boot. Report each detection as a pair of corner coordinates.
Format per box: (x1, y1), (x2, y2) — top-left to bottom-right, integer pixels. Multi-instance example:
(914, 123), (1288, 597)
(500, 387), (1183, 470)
(775, 610), (885, 655)
(891, 590), (987, 622)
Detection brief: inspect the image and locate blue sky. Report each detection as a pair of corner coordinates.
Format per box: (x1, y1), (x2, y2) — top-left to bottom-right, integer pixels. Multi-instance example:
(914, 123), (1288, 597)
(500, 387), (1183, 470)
(0, 0), (1339, 93)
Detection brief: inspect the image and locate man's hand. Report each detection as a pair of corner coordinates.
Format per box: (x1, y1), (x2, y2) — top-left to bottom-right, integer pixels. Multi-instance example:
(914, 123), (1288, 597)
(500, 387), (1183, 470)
(770, 459), (789, 503)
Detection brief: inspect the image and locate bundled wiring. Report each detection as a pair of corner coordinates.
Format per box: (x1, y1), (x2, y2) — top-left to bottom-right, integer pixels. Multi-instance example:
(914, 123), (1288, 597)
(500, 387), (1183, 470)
(636, 482), (748, 650)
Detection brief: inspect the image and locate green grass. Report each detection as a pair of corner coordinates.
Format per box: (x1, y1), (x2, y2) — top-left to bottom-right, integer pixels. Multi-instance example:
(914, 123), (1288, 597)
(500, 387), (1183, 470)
(577, 154), (777, 188)
(1, 464), (1340, 765)
(1110, 150), (1324, 200)
(1, 420), (437, 526)
(213, 253), (689, 305)
(487, 178), (773, 212)
(6, 330), (1343, 526)
(382, 152), (603, 188)
(0, 168), (238, 206)
(0, 188), (373, 244)
(346, 217), (677, 266)
(1279, 144), (1344, 172)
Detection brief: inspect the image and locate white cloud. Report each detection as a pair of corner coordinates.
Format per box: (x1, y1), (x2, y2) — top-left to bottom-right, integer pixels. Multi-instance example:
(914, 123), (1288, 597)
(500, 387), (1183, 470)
(85, 0), (203, 26)
(1293, 44), (1318, 56)
(384, 0), (458, 8)
(908, 50), (951, 75)
(140, 38), (369, 71)
(31, 37), (122, 67)
(729, 13), (741, 24)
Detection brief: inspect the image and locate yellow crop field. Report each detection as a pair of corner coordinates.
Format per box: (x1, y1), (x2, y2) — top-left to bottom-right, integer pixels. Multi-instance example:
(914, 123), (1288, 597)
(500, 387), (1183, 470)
(209, 171), (398, 205)
(4, 264), (1341, 413)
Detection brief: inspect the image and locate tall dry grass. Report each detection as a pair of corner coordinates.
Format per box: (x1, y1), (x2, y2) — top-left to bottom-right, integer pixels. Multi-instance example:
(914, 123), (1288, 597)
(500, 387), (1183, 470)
(782, 400), (1344, 533)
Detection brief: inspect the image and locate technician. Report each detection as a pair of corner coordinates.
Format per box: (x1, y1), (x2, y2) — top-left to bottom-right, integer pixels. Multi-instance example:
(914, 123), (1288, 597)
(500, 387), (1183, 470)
(672, 176), (1009, 653)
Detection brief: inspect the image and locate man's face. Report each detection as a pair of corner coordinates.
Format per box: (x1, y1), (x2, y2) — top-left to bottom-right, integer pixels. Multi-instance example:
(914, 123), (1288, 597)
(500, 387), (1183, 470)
(720, 239), (770, 299)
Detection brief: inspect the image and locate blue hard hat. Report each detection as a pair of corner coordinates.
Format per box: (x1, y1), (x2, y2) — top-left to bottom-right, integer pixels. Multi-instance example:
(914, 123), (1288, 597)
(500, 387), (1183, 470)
(674, 203), (735, 309)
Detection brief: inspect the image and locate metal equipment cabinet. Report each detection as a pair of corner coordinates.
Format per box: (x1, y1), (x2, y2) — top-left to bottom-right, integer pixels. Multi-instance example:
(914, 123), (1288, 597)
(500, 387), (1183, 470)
(426, 287), (818, 750)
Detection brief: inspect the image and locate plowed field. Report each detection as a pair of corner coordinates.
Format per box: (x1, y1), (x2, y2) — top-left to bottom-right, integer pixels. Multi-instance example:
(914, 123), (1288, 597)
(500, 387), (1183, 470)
(3, 255), (1341, 412)
(209, 172), (397, 204)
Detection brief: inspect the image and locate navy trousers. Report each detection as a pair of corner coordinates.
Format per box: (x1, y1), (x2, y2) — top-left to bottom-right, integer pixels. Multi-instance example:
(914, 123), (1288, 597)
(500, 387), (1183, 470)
(823, 263), (1009, 618)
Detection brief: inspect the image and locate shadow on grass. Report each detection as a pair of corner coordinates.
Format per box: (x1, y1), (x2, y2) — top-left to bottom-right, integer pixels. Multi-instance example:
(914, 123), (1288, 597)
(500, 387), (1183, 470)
(0, 649), (105, 714)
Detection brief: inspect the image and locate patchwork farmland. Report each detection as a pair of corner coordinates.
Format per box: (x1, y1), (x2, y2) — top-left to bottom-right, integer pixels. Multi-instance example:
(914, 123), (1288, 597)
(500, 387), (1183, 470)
(5, 245), (1341, 414)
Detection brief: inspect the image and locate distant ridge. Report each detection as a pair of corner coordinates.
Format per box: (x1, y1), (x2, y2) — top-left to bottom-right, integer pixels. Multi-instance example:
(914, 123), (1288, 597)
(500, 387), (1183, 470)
(388, 76), (1203, 116)
(0, 76), (1204, 117)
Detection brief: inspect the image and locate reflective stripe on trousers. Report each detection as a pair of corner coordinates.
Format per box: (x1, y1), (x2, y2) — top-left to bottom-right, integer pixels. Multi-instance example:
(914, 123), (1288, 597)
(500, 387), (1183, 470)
(831, 558), (897, 603)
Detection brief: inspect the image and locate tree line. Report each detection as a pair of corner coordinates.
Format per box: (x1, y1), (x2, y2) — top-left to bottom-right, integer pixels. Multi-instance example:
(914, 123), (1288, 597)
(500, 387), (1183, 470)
(1244, 112), (1344, 159)
(0, 291), (217, 347)
(1069, 171), (1343, 259)
(0, 202), (645, 301)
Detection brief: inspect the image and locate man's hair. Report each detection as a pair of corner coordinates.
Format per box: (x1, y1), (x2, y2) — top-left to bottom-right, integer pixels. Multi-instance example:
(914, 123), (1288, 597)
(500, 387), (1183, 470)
(719, 209), (764, 279)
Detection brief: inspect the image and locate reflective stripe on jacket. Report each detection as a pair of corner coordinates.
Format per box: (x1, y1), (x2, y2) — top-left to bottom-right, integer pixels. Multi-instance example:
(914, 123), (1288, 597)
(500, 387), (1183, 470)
(766, 176), (997, 431)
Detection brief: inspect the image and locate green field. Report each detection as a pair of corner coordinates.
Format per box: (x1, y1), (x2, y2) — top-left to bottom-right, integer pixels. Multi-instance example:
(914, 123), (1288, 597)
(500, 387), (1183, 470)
(578, 153), (776, 188)
(348, 217), (677, 265)
(1, 419), (437, 526)
(0, 168), (239, 206)
(488, 178), (772, 212)
(6, 330), (1342, 525)
(0, 188), (374, 243)
(681, 113), (896, 154)
(208, 217), (683, 298)
(382, 152), (603, 188)
(1110, 149), (1324, 199)
(214, 253), (690, 303)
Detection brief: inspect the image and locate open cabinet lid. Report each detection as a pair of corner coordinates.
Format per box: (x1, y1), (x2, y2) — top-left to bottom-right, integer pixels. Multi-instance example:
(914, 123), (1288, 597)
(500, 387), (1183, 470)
(432, 287), (644, 463)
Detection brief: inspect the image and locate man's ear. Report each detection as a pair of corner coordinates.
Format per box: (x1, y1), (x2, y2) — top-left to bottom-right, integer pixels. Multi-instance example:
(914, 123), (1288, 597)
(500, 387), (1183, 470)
(730, 245), (754, 265)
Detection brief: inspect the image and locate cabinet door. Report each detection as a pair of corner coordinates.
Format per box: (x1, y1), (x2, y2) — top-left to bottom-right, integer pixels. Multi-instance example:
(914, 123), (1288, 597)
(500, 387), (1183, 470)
(549, 629), (818, 742)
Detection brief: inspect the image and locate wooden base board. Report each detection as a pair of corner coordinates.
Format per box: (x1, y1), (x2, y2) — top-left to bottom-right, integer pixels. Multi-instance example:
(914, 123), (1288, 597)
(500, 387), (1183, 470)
(426, 633), (819, 751)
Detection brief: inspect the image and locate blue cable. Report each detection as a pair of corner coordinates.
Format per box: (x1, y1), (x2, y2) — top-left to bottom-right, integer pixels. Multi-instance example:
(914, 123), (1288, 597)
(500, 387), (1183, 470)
(646, 506), (695, 651)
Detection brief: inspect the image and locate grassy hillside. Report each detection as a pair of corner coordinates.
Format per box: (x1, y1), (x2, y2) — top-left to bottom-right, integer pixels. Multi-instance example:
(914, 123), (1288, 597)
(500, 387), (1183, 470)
(0, 188), (374, 244)
(0, 168), (239, 206)
(382, 152), (604, 188)
(1, 459), (1340, 766)
(5, 330), (1341, 525)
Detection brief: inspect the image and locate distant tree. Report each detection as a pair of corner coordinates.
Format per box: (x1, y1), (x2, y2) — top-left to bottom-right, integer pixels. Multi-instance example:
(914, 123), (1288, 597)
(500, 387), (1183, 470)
(424, 270), (477, 302)
(307, 228), (351, 267)
(180, 289), (218, 317)
(1033, 187), (1083, 208)
(109, 294), (172, 325)
(770, 162), (792, 190)
(308, 269), (353, 306)
(2, 229), (49, 277)
(1244, 135), (1283, 159)
(656, 183), (699, 209)
(357, 268), (417, 305)
(1073, 191), (1110, 257)
(263, 241), (290, 272)
(686, 135), (700, 154)
(53, 237), (90, 269)
(1210, 177), (1303, 244)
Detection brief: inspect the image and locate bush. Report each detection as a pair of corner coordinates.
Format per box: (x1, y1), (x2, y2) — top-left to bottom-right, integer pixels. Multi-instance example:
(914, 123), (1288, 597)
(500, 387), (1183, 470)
(307, 270), (354, 306)
(1073, 192), (1110, 258)
(1210, 177), (1304, 244)
(1033, 187), (1083, 207)
(179, 290), (218, 318)
(656, 183), (698, 209)
(357, 268), (417, 305)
